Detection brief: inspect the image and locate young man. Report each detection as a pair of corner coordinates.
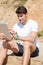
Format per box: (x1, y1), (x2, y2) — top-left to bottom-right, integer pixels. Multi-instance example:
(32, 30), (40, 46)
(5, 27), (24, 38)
(0, 6), (39, 65)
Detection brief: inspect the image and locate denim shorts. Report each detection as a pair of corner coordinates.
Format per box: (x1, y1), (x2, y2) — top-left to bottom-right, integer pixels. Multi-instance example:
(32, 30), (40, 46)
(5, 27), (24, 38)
(14, 43), (39, 57)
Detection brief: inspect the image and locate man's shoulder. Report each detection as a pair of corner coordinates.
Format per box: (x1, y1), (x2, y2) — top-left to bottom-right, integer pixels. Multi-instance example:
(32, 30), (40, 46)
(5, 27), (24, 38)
(29, 19), (37, 24)
(29, 19), (38, 27)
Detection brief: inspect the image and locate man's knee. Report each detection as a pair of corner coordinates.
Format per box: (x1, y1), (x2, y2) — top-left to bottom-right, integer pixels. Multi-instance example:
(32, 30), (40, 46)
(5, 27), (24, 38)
(3, 41), (11, 49)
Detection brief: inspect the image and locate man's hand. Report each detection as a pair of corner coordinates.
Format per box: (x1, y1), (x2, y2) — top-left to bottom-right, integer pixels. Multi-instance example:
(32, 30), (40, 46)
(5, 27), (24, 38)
(9, 28), (16, 35)
(9, 28), (18, 40)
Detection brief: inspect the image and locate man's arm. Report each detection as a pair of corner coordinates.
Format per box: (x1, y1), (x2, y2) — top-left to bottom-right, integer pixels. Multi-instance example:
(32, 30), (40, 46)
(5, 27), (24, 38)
(13, 31), (37, 65)
(12, 31), (37, 43)
(18, 31), (37, 43)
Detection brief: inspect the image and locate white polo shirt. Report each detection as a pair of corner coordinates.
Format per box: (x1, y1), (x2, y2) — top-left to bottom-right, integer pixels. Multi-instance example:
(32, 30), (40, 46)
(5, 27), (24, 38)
(13, 19), (39, 48)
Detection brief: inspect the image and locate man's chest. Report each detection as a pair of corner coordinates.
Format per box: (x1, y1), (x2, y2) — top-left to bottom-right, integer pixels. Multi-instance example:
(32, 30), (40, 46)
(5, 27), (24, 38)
(17, 26), (31, 37)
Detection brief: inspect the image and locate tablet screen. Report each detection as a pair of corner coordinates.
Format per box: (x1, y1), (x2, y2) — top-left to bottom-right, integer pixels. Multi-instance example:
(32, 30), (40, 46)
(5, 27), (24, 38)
(0, 22), (11, 40)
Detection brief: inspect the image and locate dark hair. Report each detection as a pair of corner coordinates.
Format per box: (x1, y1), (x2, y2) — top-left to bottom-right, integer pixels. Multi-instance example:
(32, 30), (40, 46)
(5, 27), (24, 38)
(15, 6), (27, 14)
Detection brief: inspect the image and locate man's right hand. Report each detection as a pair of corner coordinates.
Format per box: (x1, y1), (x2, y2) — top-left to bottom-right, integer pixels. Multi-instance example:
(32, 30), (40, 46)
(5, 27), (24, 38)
(9, 28), (17, 35)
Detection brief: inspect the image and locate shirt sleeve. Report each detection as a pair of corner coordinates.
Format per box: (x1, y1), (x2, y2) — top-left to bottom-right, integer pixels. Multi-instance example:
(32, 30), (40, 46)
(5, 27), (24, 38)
(31, 20), (38, 32)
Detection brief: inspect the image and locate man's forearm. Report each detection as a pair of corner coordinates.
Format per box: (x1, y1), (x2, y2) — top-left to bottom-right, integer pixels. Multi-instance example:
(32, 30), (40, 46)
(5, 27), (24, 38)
(17, 31), (37, 43)
(18, 36), (34, 43)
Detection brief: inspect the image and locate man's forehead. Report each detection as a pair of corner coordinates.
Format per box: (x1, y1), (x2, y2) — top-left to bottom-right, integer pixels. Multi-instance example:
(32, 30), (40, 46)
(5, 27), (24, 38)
(17, 13), (26, 16)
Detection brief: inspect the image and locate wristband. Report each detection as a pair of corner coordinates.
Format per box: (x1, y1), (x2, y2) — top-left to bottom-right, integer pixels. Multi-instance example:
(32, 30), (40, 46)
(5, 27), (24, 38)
(15, 34), (19, 40)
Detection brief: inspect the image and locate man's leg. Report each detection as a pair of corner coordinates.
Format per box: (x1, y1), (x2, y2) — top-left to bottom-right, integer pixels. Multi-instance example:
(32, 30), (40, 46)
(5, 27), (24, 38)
(7, 40), (19, 53)
(23, 41), (36, 65)
(0, 44), (8, 65)
(0, 40), (19, 65)
(7, 40), (36, 65)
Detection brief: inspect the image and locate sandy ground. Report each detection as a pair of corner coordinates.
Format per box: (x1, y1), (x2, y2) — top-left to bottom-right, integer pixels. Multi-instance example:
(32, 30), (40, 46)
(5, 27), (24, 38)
(0, 40), (43, 65)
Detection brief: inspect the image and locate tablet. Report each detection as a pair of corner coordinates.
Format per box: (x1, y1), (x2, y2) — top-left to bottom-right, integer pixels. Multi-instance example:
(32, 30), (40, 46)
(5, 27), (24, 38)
(0, 22), (11, 40)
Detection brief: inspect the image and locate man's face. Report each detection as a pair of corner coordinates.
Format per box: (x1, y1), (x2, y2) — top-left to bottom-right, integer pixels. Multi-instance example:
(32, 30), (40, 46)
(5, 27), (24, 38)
(17, 13), (27, 24)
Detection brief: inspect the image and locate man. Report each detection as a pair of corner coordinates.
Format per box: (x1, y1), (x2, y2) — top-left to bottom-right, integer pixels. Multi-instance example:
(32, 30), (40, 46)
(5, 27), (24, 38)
(0, 6), (39, 65)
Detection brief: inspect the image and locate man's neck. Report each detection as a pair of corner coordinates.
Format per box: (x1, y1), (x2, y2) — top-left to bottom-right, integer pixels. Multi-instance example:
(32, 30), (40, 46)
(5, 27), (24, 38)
(22, 18), (28, 25)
